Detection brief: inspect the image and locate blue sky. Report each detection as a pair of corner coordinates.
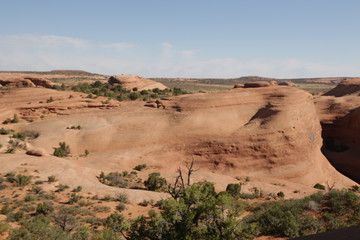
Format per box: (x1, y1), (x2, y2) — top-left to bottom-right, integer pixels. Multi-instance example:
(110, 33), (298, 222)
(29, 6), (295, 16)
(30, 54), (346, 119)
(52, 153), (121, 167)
(0, 0), (359, 78)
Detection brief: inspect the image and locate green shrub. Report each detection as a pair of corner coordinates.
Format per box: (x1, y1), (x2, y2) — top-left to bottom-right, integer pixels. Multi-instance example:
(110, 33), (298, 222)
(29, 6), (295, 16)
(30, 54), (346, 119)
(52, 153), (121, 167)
(48, 175), (57, 182)
(314, 183), (326, 190)
(116, 203), (127, 211)
(144, 172), (167, 191)
(226, 183), (242, 199)
(68, 193), (82, 204)
(134, 164), (147, 171)
(15, 174), (32, 187)
(3, 114), (19, 124)
(93, 205), (111, 213)
(0, 222), (9, 235)
(53, 142), (70, 157)
(277, 191), (285, 198)
(115, 192), (129, 203)
(55, 184), (70, 192)
(36, 202), (54, 215)
(72, 186), (83, 192)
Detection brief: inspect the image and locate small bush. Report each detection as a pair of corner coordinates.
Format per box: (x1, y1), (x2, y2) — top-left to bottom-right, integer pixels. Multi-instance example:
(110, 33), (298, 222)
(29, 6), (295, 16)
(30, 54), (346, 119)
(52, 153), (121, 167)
(68, 193), (82, 204)
(3, 114), (19, 124)
(144, 172), (167, 191)
(48, 175), (57, 183)
(72, 186), (83, 192)
(53, 142), (70, 157)
(226, 183), (242, 199)
(277, 191), (285, 198)
(93, 205), (111, 213)
(115, 192), (129, 203)
(36, 202), (54, 215)
(116, 203), (127, 211)
(15, 174), (32, 187)
(55, 184), (70, 192)
(314, 183), (326, 190)
(134, 164), (147, 171)
(0, 222), (9, 235)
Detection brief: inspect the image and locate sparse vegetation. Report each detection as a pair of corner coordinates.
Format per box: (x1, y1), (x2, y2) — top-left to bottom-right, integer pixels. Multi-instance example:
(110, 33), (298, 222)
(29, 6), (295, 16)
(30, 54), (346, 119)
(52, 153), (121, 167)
(53, 142), (70, 157)
(144, 172), (167, 191)
(0, 169), (358, 239)
(98, 171), (142, 189)
(314, 183), (326, 190)
(3, 114), (19, 124)
(133, 164), (147, 171)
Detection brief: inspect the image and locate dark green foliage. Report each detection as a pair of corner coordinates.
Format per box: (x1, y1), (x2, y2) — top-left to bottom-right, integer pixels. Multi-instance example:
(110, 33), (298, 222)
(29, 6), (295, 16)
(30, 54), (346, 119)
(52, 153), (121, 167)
(36, 202), (54, 215)
(48, 175), (57, 182)
(53, 142), (70, 157)
(144, 172), (167, 191)
(14, 174), (32, 187)
(7, 215), (69, 240)
(127, 182), (254, 240)
(7, 211), (26, 222)
(116, 203), (127, 211)
(226, 183), (242, 199)
(104, 212), (127, 234)
(69, 81), (184, 102)
(0, 128), (14, 135)
(277, 191), (285, 198)
(0, 204), (12, 215)
(68, 193), (82, 204)
(314, 183), (326, 190)
(5, 172), (16, 183)
(55, 184), (70, 192)
(133, 164), (147, 171)
(3, 114), (19, 124)
(72, 186), (83, 192)
(0, 222), (9, 235)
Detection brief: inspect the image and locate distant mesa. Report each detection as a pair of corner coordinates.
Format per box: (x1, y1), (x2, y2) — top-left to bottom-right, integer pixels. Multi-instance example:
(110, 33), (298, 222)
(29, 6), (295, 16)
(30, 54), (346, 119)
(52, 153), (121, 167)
(278, 81), (297, 87)
(108, 74), (167, 91)
(323, 78), (360, 97)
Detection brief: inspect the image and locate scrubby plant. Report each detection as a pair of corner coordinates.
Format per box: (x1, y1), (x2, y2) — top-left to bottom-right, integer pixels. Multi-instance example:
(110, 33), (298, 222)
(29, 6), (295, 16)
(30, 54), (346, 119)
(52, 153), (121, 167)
(36, 202), (54, 215)
(133, 164), (147, 171)
(3, 114), (19, 124)
(277, 191), (285, 198)
(48, 175), (57, 183)
(314, 183), (326, 190)
(15, 174), (32, 187)
(115, 192), (129, 203)
(55, 184), (70, 192)
(116, 203), (126, 211)
(144, 172), (167, 191)
(226, 183), (242, 199)
(53, 142), (70, 157)
(72, 186), (83, 192)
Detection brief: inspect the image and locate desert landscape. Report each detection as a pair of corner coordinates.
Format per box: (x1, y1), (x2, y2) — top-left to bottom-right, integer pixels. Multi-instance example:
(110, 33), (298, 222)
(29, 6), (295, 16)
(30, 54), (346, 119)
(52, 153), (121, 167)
(0, 71), (359, 239)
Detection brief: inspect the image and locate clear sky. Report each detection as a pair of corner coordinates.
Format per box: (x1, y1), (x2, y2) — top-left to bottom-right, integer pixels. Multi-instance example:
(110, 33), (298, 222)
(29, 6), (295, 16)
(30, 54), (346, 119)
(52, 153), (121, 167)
(0, 0), (359, 78)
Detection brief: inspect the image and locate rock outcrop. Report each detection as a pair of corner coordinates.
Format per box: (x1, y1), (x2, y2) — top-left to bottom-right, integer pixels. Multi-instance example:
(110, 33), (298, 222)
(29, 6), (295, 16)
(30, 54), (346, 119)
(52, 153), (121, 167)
(315, 78), (360, 183)
(108, 74), (167, 91)
(244, 81), (271, 88)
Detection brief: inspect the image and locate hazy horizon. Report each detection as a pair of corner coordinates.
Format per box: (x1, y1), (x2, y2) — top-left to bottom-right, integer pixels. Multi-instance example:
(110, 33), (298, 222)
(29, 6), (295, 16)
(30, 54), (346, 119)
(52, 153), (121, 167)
(1, 0), (360, 78)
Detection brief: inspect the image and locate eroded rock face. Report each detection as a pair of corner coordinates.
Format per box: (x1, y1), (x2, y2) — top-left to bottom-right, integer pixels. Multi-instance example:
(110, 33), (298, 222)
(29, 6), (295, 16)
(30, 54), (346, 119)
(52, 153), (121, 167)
(25, 77), (54, 88)
(108, 74), (167, 91)
(0, 76), (54, 88)
(315, 78), (360, 183)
